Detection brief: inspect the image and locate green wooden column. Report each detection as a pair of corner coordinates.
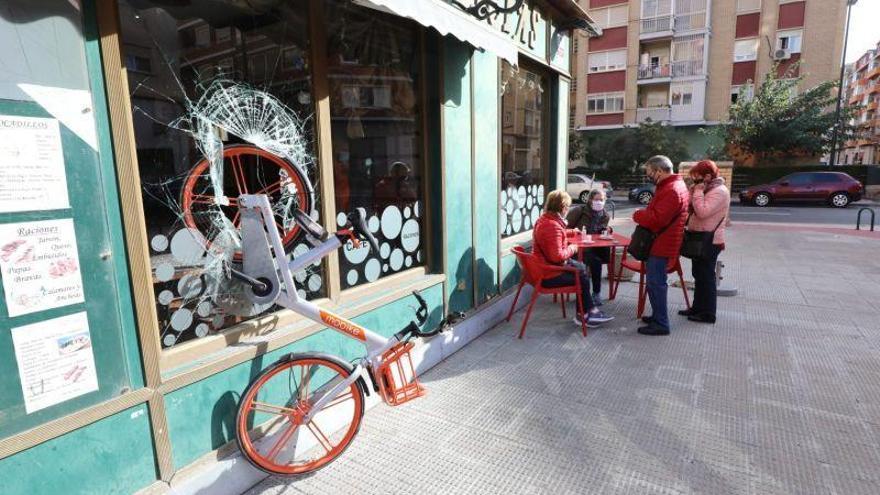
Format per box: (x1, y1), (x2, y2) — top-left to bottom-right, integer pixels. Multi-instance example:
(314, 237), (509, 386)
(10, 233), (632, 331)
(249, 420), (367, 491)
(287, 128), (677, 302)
(472, 50), (500, 305)
(442, 39), (475, 314)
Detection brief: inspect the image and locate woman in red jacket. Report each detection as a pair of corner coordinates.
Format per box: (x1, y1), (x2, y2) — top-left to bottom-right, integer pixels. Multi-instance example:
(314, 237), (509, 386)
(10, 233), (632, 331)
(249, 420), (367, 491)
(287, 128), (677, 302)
(533, 190), (614, 327)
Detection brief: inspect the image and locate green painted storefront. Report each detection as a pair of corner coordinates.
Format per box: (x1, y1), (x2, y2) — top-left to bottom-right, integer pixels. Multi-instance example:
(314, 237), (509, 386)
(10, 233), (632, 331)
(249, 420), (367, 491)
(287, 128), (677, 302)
(0, 1), (593, 492)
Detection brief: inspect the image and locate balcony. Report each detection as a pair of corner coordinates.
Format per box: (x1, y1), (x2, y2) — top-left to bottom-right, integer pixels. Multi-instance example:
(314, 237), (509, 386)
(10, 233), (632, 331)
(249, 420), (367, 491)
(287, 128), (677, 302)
(638, 63), (672, 83)
(637, 106), (671, 123)
(640, 11), (708, 40)
(671, 59), (703, 78)
(674, 12), (708, 32)
(640, 16), (674, 40)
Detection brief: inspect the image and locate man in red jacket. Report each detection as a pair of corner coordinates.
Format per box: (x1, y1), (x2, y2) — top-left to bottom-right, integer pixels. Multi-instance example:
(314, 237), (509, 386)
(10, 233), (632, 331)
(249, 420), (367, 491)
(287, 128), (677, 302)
(632, 156), (689, 336)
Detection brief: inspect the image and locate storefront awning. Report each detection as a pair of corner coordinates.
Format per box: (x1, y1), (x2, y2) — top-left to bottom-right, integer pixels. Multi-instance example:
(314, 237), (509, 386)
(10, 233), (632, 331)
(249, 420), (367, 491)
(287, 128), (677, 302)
(544, 0), (603, 37)
(352, 0), (521, 65)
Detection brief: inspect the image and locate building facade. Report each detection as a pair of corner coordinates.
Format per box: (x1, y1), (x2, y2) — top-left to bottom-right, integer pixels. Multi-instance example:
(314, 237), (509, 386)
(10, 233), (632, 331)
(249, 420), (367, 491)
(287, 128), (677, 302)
(842, 41), (880, 165)
(0, 1), (596, 493)
(569, 0), (847, 156)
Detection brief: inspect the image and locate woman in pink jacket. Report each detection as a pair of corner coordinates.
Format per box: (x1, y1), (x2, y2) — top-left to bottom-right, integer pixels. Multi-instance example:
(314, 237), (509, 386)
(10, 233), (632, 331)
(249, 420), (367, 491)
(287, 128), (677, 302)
(681, 160), (730, 324)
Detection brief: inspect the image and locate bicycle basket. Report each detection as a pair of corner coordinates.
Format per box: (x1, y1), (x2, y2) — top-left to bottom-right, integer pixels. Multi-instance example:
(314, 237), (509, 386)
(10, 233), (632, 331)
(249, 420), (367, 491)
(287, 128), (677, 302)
(376, 341), (426, 406)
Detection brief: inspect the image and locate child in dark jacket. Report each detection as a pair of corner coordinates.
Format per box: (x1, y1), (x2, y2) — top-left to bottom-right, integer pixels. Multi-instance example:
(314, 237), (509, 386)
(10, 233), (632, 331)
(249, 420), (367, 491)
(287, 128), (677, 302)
(566, 189), (611, 305)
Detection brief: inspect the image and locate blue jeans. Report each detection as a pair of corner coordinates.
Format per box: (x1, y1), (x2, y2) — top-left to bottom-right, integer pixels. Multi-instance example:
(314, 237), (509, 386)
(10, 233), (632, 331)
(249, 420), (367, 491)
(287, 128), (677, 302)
(646, 256), (669, 330)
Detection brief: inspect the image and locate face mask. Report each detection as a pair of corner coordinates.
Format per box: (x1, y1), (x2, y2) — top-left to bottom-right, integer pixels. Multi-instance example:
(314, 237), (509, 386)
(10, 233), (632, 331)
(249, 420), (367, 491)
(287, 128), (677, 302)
(591, 200), (605, 211)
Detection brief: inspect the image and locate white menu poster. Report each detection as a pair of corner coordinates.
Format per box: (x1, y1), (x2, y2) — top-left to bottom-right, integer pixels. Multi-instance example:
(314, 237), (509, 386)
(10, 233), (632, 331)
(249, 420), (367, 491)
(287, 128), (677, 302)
(0, 219), (85, 316)
(11, 312), (99, 414)
(0, 115), (70, 213)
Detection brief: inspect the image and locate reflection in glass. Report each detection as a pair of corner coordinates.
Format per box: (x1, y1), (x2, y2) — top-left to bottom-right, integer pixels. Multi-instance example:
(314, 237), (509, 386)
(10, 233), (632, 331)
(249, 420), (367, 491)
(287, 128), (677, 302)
(324, 0), (424, 289)
(500, 61), (548, 238)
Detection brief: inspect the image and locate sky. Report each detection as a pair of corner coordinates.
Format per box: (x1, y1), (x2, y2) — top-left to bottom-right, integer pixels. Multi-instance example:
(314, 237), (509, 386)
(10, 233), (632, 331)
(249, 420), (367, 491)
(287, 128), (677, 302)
(845, 0), (880, 63)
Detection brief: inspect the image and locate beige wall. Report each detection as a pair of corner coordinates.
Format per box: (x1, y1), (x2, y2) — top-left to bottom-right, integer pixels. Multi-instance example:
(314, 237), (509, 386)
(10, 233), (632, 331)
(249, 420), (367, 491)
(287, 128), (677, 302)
(800, 0), (846, 89)
(705, 0), (736, 122)
(624, 2), (640, 122)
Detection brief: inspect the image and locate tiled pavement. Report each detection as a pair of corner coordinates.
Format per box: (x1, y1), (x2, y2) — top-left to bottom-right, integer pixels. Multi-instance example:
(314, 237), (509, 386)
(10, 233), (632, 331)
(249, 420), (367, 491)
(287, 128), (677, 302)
(247, 224), (880, 494)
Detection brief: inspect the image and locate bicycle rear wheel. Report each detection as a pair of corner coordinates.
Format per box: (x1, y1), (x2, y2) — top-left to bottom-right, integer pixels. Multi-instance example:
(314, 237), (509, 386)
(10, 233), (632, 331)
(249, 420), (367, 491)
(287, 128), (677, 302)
(235, 354), (364, 476)
(181, 144), (313, 260)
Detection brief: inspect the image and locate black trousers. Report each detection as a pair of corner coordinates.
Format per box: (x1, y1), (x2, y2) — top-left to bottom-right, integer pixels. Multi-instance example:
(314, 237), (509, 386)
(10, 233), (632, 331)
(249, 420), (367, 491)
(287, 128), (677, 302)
(542, 267), (595, 314)
(691, 244), (722, 317)
(584, 247), (610, 294)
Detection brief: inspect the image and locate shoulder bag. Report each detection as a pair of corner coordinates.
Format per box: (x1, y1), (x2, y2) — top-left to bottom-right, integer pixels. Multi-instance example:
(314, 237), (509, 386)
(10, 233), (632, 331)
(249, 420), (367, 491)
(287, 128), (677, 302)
(680, 214), (724, 260)
(627, 212), (680, 262)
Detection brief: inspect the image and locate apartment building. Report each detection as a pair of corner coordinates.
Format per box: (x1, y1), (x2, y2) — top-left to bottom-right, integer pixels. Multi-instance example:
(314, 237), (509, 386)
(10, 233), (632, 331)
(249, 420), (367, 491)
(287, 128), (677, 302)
(841, 41), (880, 165)
(570, 0), (847, 157)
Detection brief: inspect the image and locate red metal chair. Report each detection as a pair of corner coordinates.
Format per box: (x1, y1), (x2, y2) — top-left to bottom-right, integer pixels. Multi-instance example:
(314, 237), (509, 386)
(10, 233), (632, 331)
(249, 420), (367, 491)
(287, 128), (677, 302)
(611, 251), (690, 319)
(505, 246), (587, 338)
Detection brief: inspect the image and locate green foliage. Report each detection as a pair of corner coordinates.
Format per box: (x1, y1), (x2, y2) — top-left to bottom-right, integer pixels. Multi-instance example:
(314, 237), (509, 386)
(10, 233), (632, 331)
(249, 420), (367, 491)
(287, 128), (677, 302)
(582, 120), (690, 177)
(568, 130), (586, 163)
(709, 64), (861, 164)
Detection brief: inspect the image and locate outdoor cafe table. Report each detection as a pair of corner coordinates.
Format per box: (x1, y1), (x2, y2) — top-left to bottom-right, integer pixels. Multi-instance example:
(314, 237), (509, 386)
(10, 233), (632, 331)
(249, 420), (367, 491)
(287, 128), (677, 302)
(569, 232), (631, 301)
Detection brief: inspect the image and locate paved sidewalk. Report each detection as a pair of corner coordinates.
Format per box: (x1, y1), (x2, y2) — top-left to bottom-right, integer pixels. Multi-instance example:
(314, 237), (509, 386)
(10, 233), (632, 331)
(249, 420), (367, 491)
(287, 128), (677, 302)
(247, 224), (880, 495)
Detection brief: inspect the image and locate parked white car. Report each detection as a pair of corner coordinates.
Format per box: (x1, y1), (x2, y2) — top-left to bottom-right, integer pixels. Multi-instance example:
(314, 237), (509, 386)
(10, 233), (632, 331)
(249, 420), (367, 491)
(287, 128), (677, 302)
(566, 174), (606, 203)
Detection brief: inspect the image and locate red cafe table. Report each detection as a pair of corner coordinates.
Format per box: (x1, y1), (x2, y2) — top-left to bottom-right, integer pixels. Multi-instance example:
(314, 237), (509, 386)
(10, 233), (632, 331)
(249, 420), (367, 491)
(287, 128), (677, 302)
(569, 231), (631, 301)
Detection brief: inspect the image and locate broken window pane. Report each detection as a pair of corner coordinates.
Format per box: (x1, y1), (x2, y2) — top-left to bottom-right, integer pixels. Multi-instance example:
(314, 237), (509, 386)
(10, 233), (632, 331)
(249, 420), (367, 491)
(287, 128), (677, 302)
(118, 0), (322, 349)
(324, 0), (424, 289)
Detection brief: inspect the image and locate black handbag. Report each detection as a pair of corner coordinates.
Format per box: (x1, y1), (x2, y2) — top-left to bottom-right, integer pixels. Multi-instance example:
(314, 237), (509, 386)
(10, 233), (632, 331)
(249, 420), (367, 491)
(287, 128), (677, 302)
(627, 213), (680, 262)
(680, 214), (725, 260)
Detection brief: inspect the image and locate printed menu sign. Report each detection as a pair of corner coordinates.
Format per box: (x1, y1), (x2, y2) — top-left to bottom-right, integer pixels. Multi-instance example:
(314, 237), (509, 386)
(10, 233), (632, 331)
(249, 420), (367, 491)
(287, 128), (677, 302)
(0, 219), (85, 317)
(11, 312), (99, 413)
(0, 115), (70, 213)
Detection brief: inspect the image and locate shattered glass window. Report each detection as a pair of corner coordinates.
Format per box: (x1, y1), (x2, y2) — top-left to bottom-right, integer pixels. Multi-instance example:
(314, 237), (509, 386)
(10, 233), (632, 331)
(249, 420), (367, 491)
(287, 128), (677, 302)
(118, 0), (322, 349)
(325, 0), (424, 289)
(500, 61), (548, 238)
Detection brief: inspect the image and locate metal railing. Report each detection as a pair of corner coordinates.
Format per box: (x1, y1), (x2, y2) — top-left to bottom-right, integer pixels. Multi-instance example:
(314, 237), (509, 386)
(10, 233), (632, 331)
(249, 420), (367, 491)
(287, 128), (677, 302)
(640, 15), (674, 34)
(636, 106), (672, 123)
(671, 59), (704, 77)
(637, 63), (671, 79)
(856, 207), (876, 232)
(674, 12), (707, 31)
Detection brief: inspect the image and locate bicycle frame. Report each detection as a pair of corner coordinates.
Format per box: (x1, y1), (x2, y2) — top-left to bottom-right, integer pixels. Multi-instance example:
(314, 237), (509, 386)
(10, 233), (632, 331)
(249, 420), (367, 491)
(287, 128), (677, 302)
(238, 194), (405, 419)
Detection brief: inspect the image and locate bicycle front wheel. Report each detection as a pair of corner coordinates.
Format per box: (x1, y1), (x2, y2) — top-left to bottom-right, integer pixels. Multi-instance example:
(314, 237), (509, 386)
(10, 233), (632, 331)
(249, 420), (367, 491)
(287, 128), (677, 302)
(235, 354), (365, 476)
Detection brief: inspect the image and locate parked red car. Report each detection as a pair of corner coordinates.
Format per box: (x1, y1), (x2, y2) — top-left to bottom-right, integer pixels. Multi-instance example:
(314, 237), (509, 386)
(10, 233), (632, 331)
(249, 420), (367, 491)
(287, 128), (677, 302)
(739, 172), (863, 208)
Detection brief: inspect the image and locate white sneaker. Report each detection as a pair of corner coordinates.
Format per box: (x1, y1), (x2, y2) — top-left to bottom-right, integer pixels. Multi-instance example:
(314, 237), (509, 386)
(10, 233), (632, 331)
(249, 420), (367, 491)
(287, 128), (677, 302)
(572, 316), (602, 328)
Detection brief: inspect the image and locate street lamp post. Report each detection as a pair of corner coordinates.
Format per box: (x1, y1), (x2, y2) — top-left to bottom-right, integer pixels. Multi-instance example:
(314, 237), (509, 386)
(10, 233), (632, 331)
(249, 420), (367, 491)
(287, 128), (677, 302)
(829, 0), (858, 167)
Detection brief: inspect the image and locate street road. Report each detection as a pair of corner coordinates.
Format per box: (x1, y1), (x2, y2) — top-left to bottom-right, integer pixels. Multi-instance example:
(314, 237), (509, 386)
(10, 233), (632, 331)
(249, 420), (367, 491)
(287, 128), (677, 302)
(609, 197), (879, 229)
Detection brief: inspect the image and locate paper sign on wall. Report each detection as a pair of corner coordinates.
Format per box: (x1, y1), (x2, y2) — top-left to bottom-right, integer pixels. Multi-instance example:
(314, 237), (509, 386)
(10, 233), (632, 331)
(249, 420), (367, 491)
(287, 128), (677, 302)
(11, 312), (99, 414)
(0, 219), (85, 316)
(0, 115), (70, 213)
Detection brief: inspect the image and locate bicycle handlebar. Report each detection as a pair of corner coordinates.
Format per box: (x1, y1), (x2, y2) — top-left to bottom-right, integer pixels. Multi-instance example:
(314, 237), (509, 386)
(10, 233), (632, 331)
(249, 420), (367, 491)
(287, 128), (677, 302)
(394, 290), (466, 340)
(347, 208), (380, 253)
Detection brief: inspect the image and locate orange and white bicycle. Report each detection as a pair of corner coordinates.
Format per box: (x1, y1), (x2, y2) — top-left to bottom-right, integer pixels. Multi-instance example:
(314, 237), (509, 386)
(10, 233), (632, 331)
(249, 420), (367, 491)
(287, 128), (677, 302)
(231, 193), (451, 477)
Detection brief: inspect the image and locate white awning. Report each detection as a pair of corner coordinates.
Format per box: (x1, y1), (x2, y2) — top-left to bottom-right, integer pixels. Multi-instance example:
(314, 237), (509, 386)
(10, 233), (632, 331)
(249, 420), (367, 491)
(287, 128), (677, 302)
(352, 0), (521, 66)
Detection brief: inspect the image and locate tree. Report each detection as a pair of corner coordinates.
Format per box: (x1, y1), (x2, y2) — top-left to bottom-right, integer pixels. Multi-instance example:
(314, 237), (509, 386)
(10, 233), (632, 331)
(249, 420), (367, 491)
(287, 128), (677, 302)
(706, 64), (861, 165)
(568, 131), (586, 164)
(582, 120), (690, 180)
